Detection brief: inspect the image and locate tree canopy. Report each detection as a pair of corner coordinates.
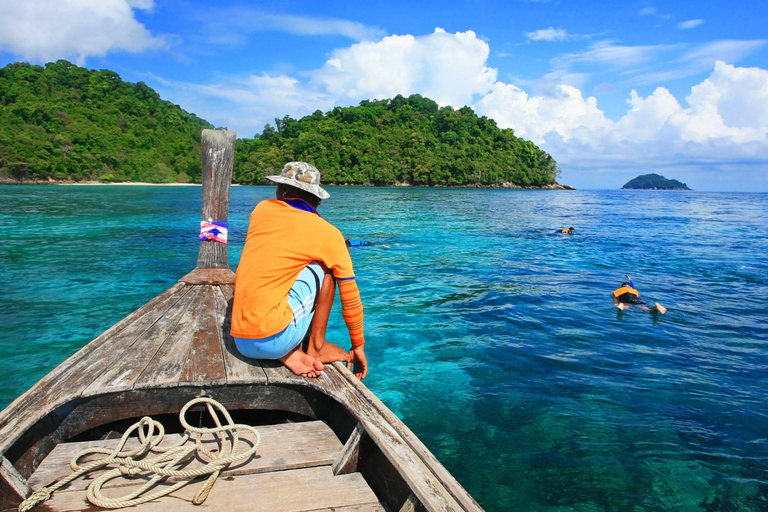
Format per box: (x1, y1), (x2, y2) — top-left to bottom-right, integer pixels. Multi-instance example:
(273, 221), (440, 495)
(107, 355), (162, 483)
(0, 61), (561, 187)
(0, 60), (211, 183)
(234, 95), (561, 187)
(622, 173), (691, 190)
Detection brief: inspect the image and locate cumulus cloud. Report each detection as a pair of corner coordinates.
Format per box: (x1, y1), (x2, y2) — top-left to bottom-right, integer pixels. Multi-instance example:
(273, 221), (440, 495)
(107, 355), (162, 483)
(0, 0), (169, 65)
(476, 61), (768, 178)
(311, 28), (497, 107)
(678, 19), (705, 30)
(476, 82), (612, 142)
(526, 28), (570, 42)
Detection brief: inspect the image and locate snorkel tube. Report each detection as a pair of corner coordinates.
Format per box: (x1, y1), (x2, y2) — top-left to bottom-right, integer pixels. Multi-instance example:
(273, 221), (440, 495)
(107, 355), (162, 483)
(625, 274), (635, 289)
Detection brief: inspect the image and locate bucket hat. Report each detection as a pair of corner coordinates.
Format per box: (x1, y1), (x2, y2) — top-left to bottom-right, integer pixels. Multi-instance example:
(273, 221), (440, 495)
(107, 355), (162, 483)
(265, 161), (330, 199)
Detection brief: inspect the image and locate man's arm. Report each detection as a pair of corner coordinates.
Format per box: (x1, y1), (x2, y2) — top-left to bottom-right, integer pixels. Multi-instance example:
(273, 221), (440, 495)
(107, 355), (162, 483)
(338, 277), (368, 379)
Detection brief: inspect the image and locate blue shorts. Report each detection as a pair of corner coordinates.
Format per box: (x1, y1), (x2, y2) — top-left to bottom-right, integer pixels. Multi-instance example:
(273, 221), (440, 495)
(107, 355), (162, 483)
(234, 263), (322, 359)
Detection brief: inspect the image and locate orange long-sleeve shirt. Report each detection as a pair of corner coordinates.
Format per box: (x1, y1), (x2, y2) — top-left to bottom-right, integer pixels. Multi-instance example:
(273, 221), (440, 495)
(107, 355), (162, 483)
(231, 199), (365, 346)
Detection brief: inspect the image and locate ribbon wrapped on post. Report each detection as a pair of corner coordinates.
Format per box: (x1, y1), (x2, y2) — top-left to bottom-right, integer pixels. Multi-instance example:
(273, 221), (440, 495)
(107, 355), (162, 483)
(200, 220), (228, 244)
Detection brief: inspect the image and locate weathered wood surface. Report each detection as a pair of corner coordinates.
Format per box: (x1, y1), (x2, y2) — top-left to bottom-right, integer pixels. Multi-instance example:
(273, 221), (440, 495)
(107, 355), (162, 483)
(0, 457), (28, 505)
(29, 420), (341, 492)
(179, 286), (227, 385)
(40, 466), (382, 512)
(333, 422), (374, 476)
(180, 268), (235, 285)
(81, 285), (200, 397)
(216, 285), (267, 384)
(197, 129), (236, 270)
(134, 286), (209, 389)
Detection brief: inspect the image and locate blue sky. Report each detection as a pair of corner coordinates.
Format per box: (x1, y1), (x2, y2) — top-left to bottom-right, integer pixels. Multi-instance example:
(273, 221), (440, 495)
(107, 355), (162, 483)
(1, 0), (767, 191)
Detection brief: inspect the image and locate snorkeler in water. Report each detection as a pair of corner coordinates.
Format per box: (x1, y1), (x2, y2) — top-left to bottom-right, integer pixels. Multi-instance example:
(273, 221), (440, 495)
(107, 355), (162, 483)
(345, 238), (375, 247)
(557, 227), (575, 234)
(612, 275), (667, 314)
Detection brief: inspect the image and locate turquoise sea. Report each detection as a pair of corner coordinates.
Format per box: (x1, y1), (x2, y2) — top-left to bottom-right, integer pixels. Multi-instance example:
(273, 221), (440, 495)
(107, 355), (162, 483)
(2, 185), (767, 511)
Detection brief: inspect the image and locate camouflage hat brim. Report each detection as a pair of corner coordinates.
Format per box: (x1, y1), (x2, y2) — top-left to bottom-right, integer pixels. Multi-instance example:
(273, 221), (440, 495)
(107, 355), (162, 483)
(265, 175), (330, 199)
(266, 161), (331, 199)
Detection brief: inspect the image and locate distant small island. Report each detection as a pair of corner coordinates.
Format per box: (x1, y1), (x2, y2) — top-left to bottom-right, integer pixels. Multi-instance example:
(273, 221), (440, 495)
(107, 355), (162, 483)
(622, 173), (691, 190)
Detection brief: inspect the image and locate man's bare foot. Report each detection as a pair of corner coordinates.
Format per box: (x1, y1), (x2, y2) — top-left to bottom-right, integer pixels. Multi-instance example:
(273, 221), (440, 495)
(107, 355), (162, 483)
(654, 302), (667, 314)
(280, 347), (324, 378)
(307, 339), (351, 363)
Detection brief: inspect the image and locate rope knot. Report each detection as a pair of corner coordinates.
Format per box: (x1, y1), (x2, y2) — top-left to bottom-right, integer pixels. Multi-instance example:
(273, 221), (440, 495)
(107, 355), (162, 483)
(18, 487), (51, 512)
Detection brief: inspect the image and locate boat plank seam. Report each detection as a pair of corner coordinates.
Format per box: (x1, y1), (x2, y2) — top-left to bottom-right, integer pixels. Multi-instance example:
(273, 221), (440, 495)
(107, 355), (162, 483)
(212, 285), (268, 385)
(178, 286), (227, 385)
(132, 285), (209, 390)
(81, 285), (202, 396)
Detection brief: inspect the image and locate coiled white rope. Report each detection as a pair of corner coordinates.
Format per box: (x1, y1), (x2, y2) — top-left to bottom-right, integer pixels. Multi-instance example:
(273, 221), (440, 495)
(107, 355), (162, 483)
(19, 396), (260, 511)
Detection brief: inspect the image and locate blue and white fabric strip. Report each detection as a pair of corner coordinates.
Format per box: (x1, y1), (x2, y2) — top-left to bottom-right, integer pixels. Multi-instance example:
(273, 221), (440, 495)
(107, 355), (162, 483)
(200, 221), (228, 244)
(292, 291), (317, 324)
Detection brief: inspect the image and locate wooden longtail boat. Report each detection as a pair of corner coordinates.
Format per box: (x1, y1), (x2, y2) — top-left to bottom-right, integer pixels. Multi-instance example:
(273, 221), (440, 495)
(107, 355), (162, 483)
(0, 130), (484, 512)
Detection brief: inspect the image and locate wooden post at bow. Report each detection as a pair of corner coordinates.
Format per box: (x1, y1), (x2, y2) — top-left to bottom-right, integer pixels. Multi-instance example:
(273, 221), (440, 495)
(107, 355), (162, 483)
(196, 129), (236, 270)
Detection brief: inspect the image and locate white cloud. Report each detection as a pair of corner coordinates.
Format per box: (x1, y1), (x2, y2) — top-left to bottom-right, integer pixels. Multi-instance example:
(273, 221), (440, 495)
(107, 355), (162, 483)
(476, 82), (612, 142)
(526, 27), (569, 42)
(542, 37), (766, 92)
(476, 61), (768, 183)
(151, 72), (336, 135)
(638, 7), (672, 20)
(678, 19), (705, 30)
(681, 39), (767, 68)
(0, 0), (169, 65)
(553, 40), (678, 70)
(311, 28), (497, 108)
(202, 9), (387, 44)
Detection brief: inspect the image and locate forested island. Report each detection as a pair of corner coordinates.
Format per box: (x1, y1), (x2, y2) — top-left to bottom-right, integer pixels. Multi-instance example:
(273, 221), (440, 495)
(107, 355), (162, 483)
(1, 60), (565, 188)
(0, 61), (211, 183)
(622, 174), (691, 190)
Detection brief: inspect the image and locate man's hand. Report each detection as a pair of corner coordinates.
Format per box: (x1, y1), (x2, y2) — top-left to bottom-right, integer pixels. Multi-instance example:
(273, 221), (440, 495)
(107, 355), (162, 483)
(348, 345), (368, 380)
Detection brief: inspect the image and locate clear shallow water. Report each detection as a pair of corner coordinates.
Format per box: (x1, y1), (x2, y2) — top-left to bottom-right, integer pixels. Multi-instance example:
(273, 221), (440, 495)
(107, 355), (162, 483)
(2, 185), (767, 511)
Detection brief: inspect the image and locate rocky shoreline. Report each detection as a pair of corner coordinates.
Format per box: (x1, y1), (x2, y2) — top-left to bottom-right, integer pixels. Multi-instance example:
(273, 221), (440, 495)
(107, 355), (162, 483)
(1, 177), (575, 190)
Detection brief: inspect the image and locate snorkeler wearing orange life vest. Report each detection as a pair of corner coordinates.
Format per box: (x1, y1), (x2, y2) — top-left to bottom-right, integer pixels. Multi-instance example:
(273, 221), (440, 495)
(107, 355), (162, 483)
(557, 227), (575, 234)
(612, 275), (667, 314)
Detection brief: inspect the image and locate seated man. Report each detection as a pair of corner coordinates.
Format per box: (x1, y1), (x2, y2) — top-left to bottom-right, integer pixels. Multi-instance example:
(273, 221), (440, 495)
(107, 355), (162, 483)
(612, 277), (667, 314)
(230, 162), (368, 379)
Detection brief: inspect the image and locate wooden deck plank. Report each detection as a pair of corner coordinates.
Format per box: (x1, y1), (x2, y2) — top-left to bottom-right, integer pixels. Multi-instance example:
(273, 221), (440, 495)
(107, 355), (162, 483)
(261, 359), (308, 386)
(133, 286), (208, 390)
(81, 286), (199, 396)
(179, 268), (235, 285)
(179, 286), (227, 386)
(214, 285), (268, 384)
(41, 466), (379, 512)
(29, 420), (342, 493)
(0, 283), (189, 455)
